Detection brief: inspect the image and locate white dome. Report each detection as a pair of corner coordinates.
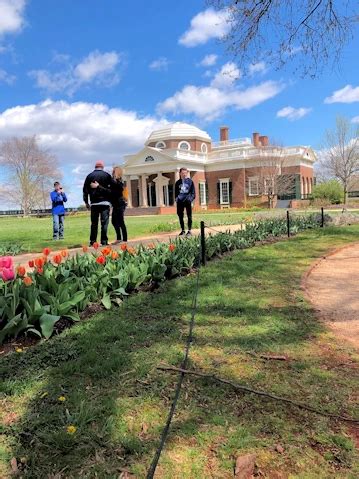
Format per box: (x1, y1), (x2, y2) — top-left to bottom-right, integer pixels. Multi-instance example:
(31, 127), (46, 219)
(145, 122), (211, 145)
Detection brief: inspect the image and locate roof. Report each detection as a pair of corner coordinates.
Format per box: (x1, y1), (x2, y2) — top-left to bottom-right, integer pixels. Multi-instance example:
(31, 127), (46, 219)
(145, 122), (211, 145)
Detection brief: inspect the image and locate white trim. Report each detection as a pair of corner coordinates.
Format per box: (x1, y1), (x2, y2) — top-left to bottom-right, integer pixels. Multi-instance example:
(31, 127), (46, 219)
(178, 140), (191, 151)
(219, 178), (230, 205)
(199, 181), (207, 205)
(248, 177), (259, 196)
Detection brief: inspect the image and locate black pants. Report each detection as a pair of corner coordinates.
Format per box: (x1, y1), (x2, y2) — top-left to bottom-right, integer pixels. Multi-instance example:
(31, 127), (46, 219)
(90, 205), (110, 244)
(177, 201), (192, 231)
(112, 204), (127, 241)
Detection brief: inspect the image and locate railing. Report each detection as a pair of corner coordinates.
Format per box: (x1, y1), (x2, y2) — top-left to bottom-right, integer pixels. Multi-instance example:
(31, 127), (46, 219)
(211, 138), (252, 148)
(209, 146), (307, 161)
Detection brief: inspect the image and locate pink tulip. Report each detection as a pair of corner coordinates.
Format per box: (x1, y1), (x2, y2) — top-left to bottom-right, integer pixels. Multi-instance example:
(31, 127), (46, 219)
(1, 267), (15, 281)
(0, 256), (13, 269)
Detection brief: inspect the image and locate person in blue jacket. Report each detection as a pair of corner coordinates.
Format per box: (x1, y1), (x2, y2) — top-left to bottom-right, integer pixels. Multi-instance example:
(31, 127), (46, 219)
(50, 181), (67, 240)
(175, 167), (195, 236)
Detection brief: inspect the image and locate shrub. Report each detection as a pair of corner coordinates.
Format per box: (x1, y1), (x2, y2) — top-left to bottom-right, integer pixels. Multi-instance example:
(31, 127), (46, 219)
(312, 180), (344, 205)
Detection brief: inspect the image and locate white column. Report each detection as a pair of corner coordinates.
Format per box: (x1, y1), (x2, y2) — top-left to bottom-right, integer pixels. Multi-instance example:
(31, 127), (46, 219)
(301, 177), (304, 198)
(140, 175), (148, 207)
(126, 176), (132, 208)
(156, 174), (165, 207)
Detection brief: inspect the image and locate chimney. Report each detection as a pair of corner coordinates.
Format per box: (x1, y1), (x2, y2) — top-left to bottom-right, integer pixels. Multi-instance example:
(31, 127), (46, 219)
(259, 135), (269, 146)
(220, 126), (229, 142)
(252, 132), (260, 147)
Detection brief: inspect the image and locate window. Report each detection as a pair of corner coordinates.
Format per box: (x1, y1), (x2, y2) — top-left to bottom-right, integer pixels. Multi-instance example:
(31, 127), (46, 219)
(199, 181), (207, 205)
(219, 179), (230, 204)
(145, 155), (155, 162)
(201, 143), (208, 153)
(155, 141), (166, 149)
(264, 178), (274, 195)
(248, 177), (259, 196)
(178, 141), (190, 151)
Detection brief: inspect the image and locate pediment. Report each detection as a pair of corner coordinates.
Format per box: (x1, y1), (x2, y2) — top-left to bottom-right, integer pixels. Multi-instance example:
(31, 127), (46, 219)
(124, 147), (176, 168)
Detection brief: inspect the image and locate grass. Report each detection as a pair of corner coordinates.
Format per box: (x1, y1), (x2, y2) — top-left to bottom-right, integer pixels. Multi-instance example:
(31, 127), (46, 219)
(0, 210), (260, 253)
(0, 226), (359, 478)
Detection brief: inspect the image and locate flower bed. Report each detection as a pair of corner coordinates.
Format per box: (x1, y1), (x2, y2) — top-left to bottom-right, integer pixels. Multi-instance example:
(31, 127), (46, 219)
(0, 214), (322, 344)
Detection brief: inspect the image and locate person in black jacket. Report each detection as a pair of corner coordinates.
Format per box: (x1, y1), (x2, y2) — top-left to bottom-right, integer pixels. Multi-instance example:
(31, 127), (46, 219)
(91, 166), (128, 243)
(83, 160), (112, 246)
(175, 167), (195, 236)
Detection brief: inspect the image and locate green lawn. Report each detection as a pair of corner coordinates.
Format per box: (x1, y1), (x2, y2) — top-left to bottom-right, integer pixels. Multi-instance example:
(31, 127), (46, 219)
(0, 211), (259, 253)
(1, 226), (359, 478)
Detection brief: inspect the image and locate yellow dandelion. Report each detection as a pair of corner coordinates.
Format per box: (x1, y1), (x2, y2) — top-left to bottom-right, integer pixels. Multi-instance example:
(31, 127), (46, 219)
(58, 396), (66, 402)
(15, 347), (23, 353)
(66, 425), (77, 434)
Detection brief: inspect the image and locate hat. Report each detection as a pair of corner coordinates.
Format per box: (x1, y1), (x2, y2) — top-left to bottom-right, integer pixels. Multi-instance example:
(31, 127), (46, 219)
(95, 160), (104, 168)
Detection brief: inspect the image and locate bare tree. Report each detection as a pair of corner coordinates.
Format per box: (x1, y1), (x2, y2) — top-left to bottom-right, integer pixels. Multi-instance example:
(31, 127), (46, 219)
(208, 0), (358, 77)
(0, 136), (61, 214)
(321, 116), (359, 204)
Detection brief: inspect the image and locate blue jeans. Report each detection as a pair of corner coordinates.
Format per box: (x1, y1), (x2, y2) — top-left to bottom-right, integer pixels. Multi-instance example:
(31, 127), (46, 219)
(53, 214), (64, 239)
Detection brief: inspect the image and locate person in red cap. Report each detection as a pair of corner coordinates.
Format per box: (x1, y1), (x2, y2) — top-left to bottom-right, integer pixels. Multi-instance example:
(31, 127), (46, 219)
(83, 160), (112, 245)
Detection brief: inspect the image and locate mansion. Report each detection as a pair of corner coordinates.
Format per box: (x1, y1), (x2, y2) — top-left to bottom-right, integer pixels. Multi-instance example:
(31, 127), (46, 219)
(123, 123), (316, 213)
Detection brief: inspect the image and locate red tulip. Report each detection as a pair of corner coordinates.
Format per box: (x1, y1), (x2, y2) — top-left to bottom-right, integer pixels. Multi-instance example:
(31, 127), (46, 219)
(43, 247), (51, 256)
(28, 260), (35, 268)
(169, 244), (176, 252)
(35, 257), (45, 268)
(53, 254), (62, 265)
(96, 256), (106, 265)
(93, 242), (99, 250)
(16, 266), (26, 277)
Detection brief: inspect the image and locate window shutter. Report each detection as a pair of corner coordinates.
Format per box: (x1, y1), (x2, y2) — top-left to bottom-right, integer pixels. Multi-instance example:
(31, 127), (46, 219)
(217, 181), (220, 204)
(205, 181), (209, 205)
(229, 181), (232, 205)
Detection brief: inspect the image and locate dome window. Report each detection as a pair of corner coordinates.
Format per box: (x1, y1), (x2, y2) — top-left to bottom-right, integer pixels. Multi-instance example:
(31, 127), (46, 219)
(178, 141), (191, 151)
(201, 143), (208, 153)
(155, 141), (166, 149)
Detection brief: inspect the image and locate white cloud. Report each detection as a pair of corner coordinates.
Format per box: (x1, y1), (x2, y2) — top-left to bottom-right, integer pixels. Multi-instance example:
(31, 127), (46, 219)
(352, 116), (359, 124)
(179, 8), (231, 47)
(277, 106), (312, 121)
(29, 50), (121, 95)
(0, 68), (15, 84)
(248, 61), (268, 76)
(0, 100), (168, 206)
(149, 57), (170, 71)
(198, 54), (218, 67)
(0, 0), (26, 36)
(158, 80), (284, 121)
(210, 62), (240, 89)
(324, 85), (359, 104)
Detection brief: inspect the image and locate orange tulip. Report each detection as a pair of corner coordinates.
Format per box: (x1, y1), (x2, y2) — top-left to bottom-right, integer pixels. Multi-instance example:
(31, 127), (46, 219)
(53, 254), (62, 265)
(23, 276), (33, 286)
(101, 246), (112, 256)
(61, 249), (68, 258)
(16, 265), (26, 277)
(120, 243), (127, 251)
(169, 244), (176, 252)
(147, 243), (155, 249)
(43, 247), (51, 256)
(82, 245), (88, 253)
(111, 251), (119, 260)
(93, 242), (99, 250)
(34, 257), (45, 268)
(127, 246), (136, 255)
(96, 256), (106, 265)
(28, 260), (35, 268)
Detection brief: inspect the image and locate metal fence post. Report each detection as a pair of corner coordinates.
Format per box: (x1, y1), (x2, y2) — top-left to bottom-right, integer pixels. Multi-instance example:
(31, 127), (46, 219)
(200, 221), (206, 266)
(287, 210), (290, 238)
(321, 207), (324, 228)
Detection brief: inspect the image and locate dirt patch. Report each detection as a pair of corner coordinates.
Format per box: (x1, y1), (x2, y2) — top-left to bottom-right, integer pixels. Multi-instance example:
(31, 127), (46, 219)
(302, 242), (359, 351)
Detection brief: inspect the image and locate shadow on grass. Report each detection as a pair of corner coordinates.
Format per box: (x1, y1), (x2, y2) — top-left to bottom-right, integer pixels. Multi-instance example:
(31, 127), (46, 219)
(1, 227), (359, 478)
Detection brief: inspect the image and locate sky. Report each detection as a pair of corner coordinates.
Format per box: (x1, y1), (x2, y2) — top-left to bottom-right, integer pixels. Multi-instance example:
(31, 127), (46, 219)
(0, 0), (358, 207)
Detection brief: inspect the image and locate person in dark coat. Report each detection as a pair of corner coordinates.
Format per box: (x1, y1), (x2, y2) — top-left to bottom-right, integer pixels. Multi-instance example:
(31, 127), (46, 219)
(90, 166), (128, 243)
(175, 167), (195, 236)
(83, 160), (112, 246)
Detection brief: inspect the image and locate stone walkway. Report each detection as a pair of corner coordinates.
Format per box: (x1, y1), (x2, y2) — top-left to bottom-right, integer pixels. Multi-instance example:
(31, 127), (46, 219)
(303, 243), (359, 351)
(12, 223), (245, 269)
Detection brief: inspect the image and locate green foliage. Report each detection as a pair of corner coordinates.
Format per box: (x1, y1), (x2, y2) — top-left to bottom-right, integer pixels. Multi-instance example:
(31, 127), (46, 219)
(0, 242), (24, 255)
(0, 214), (322, 344)
(312, 180), (344, 204)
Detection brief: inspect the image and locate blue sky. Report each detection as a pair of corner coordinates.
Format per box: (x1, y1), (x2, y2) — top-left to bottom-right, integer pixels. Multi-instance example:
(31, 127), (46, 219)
(0, 0), (358, 206)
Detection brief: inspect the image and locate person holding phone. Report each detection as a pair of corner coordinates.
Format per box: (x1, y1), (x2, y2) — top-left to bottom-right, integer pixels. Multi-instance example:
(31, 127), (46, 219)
(50, 181), (67, 240)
